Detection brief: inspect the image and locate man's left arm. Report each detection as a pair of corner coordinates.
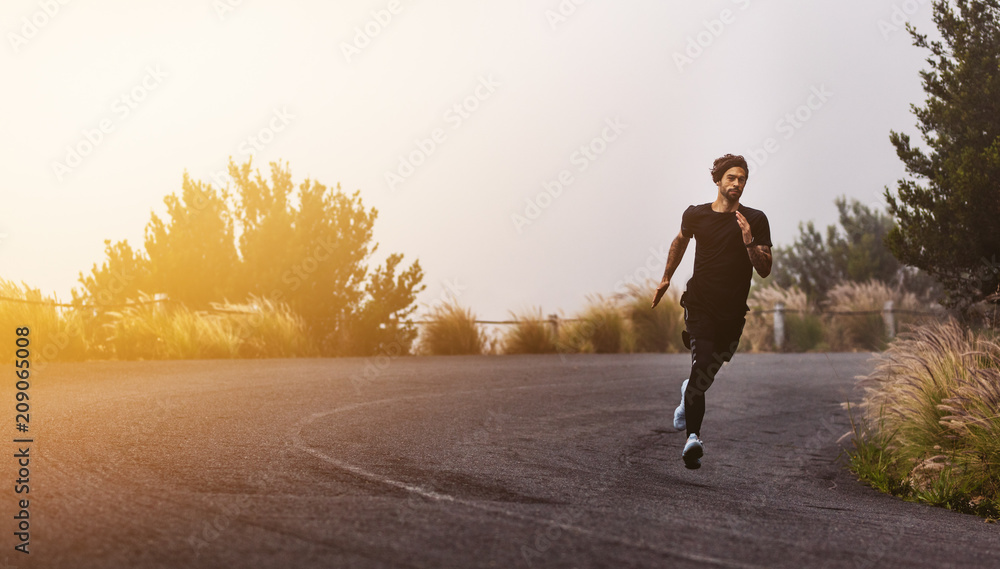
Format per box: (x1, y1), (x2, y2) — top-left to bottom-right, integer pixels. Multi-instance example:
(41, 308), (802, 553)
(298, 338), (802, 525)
(747, 244), (772, 278)
(735, 211), (772, 278)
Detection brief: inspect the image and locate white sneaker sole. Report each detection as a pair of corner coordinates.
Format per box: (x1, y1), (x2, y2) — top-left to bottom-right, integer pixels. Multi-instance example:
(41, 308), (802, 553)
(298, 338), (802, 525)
(682, 438), (703, 469)
(673, 379), (688, 431)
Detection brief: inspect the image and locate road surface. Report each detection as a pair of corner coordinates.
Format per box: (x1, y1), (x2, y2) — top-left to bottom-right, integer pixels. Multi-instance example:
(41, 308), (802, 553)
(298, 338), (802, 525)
(5, 353), (997, 568)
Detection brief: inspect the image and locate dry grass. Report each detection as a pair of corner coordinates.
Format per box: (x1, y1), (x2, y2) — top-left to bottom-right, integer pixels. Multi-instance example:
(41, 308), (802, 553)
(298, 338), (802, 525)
(621, 283), (685, 353)
(746, 280), (947, 353)
(745, 285), (811, 352)
(824, 280), (931, 352)
(501, 308), (558, 354)
(0, 279), (89, 365)
(554, 285), (687, 355)
(417, 301), (485, 356)
(212, 296), (315, 358)
(850, 319), (1000, 516)
(557, 295), (631, 354)
(104, 294), (313, 360)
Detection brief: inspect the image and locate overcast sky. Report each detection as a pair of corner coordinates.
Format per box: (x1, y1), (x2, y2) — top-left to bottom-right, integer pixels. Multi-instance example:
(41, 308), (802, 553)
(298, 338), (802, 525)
(1, 0), (938, 319)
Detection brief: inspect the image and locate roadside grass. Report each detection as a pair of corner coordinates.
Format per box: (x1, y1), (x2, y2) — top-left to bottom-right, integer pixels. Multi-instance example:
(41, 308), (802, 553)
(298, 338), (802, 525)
(622, 284), (685, 353)
(824, 280), (928, 352)
(213, 296), (315, 358)
(418, 301), (485, 355)
(104, 294), (314, 360)
(745, 285), (814, 352)
(846, 320), (1000, 519)
(501, 308), (557, 354)
(557, 295), (630, 354)
(0, 278), (88, 363)
(784, 312), (825, 352)
(745, 280), (946, 353)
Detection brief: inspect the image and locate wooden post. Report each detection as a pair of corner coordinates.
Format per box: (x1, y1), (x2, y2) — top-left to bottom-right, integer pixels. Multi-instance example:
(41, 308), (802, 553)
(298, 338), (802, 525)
(548, 313), (560, 338)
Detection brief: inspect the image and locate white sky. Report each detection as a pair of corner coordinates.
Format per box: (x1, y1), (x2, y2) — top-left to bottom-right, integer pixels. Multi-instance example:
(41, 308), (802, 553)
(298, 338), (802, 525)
(1, 0), (937, 320)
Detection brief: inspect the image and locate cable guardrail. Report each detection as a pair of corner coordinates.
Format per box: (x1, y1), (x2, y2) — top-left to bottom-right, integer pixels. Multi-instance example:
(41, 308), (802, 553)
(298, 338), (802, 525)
(0, 295), (173, 309)
(0, 295), (948, 319)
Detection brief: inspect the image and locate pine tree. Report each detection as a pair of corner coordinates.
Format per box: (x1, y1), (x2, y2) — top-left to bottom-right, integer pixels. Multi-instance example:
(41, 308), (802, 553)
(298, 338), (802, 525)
(884, 0), (1000, 317)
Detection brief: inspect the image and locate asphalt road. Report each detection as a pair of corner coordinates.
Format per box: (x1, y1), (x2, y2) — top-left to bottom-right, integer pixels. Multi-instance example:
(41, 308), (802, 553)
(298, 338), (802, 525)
(5, 353), (998, 568)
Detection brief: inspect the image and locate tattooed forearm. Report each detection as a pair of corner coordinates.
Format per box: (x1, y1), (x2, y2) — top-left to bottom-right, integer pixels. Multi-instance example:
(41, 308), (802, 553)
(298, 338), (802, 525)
(662, 235), (690, 281)
(747, 245), (772, 278)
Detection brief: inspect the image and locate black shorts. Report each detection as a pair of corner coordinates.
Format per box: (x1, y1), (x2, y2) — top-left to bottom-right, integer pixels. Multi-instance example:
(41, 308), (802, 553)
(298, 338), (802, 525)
(680, 291), (746, 356)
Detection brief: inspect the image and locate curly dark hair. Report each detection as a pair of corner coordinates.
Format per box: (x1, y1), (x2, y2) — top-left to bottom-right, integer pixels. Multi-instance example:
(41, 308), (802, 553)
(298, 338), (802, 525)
(710, 154), (749, 183)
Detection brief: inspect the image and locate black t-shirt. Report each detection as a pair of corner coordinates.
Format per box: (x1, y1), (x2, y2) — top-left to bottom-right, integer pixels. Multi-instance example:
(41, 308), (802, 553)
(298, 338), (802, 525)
(681, 203), (772, 321)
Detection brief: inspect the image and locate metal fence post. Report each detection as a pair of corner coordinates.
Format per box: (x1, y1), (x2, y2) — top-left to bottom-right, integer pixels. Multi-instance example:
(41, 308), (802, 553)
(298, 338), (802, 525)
(883, 300), (895, 340)
(773, 302), (785, 350)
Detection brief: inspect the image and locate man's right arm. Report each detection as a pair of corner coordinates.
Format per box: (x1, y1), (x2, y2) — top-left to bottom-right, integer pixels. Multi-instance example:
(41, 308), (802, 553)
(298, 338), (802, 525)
(650, 229), (690, 308)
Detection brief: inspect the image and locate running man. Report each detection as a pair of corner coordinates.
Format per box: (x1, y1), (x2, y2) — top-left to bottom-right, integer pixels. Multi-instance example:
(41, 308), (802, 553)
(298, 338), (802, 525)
(650, 154), (772, 469)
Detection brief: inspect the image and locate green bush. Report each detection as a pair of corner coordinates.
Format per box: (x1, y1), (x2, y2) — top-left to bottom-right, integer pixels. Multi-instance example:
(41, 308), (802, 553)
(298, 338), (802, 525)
(783, 312), (825, 352)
